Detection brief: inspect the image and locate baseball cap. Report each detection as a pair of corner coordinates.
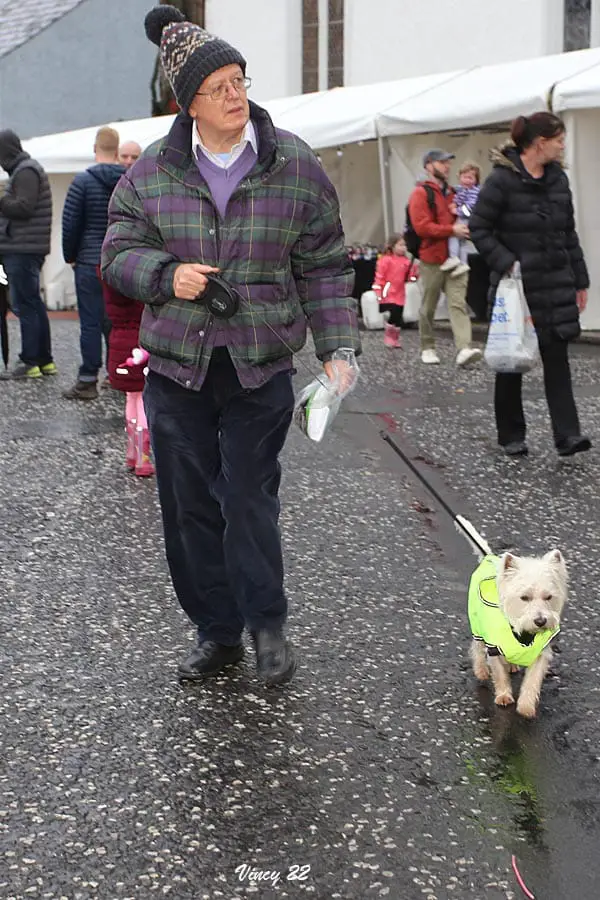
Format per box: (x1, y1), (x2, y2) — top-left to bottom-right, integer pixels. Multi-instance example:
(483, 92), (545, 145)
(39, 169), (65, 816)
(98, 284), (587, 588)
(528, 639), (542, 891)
(422, 148), (455, 166)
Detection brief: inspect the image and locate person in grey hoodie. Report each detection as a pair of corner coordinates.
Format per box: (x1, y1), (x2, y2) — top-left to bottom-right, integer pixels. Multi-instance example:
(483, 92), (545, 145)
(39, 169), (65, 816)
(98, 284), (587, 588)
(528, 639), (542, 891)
(62, 126), (125, 400)
(0, 129), (55, 379)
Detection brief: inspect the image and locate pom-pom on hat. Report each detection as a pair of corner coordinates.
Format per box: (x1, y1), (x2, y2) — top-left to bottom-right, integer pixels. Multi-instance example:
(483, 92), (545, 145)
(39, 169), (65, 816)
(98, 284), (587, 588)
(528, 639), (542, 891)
(145, 5), (246, 112)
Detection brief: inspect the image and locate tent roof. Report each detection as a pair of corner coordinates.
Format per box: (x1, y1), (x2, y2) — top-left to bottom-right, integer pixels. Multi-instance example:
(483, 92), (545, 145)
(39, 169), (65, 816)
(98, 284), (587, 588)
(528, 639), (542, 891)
(16, 46), (600, 175)
(19, 94), (324, 175)
(553, 59), (600, 111)
(22, 115), (176, 175)
(377, 47), (600, 136)
(269, 71), (460, 148)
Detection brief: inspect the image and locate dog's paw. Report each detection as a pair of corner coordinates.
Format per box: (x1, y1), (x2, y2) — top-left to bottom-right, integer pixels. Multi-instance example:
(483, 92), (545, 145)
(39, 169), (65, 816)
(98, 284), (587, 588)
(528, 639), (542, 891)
(494, 692), (515, 707)
(516, 699), (538, 719)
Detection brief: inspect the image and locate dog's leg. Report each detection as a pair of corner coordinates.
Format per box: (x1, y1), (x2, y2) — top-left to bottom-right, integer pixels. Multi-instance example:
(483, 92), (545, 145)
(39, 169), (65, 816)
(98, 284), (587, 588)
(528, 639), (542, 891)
(488, 655), (515, 706)
(470, 639), (490, 681)
(517, 650), (551, 719)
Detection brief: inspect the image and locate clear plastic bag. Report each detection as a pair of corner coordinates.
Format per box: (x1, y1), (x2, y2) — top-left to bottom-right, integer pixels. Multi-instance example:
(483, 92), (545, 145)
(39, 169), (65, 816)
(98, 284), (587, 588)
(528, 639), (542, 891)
(293, 348), (360, 442)
(484, 265), (539, 373)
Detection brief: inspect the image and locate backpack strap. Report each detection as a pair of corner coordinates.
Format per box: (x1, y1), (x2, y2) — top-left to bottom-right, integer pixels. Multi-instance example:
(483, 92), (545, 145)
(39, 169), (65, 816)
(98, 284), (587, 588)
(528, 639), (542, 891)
(422, 183), (437, 218)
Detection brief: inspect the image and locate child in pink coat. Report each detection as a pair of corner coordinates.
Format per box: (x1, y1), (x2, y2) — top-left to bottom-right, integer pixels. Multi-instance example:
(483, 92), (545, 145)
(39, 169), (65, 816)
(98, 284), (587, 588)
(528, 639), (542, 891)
(372, 235), (417, 348)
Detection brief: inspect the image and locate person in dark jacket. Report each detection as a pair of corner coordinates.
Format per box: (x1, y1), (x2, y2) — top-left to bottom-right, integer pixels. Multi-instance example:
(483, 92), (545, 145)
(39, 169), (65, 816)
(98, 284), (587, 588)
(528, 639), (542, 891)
(62, 126), (125, 400)
(0, 129), (56, 379)
(470, 112), (591, 458)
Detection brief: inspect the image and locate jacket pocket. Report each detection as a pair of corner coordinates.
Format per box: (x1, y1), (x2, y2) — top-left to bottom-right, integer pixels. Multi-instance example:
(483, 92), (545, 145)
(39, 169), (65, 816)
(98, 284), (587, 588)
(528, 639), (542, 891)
(140, 299), (210, 365)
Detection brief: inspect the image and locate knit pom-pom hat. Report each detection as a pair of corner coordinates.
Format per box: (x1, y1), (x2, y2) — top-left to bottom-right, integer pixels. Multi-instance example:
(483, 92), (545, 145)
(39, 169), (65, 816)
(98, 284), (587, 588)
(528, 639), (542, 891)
(145, 5), (246, 112)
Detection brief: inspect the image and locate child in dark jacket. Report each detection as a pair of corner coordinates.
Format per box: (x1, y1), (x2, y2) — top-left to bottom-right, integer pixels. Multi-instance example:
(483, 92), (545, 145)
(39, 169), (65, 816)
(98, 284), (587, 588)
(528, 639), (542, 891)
(101, 277), (154, 477)
(372, 234), (417, 348)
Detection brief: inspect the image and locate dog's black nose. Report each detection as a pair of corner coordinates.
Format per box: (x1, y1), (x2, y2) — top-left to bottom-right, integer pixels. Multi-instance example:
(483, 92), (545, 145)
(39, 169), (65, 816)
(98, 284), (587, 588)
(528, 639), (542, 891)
(534, 615), (547, 627)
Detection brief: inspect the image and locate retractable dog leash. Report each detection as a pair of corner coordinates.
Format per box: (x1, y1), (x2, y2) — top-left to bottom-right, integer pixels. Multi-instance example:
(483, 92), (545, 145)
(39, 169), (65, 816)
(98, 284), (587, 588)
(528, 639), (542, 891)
(380, 415), (564, 569)
(201, 274), (334, 389)
(381, 430), (492, 558)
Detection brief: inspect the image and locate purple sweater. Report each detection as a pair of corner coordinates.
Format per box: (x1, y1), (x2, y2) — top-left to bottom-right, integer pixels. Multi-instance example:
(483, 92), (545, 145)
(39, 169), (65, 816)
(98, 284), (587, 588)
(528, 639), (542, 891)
(195, 143), (258, 344)
(194, 143), (257, 218)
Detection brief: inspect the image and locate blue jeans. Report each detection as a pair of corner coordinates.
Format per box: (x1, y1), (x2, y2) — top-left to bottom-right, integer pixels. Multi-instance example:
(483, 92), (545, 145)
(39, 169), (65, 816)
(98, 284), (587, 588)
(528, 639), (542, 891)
(74, 263), (111, 382)
(2, 253), (53, 368)
(144, 349), (295, 645)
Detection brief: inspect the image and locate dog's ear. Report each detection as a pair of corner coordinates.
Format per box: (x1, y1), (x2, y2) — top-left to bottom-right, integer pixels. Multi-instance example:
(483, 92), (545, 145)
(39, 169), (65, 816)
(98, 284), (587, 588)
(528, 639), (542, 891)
(500, 552), (519, 572)
(544, 549), (565, 567)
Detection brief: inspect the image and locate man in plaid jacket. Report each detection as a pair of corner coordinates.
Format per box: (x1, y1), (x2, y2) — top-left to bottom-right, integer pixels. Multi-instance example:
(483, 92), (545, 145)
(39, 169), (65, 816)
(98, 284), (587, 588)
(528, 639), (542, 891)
(101, 5), (361, 687)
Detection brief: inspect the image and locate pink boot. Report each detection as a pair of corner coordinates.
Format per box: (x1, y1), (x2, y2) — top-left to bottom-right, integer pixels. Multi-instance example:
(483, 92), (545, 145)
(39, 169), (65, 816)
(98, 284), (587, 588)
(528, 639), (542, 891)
(134, 426), (155, 478)
(384, 323), (401, 349)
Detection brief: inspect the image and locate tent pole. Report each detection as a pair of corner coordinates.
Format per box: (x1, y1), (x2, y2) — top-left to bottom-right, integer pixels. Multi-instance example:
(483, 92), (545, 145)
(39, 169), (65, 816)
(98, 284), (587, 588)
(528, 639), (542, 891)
(377, 135), (393, 238)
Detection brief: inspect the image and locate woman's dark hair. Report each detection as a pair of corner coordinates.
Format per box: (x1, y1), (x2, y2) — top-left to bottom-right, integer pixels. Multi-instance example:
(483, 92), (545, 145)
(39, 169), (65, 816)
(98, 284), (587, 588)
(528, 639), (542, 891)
(384, 233), (405, 254)
(510, 112), (565, 152)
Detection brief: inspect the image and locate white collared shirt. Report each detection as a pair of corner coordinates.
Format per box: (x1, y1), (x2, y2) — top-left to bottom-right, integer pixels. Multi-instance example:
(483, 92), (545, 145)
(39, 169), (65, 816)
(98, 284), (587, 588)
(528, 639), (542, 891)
(193, 120), (258, 170)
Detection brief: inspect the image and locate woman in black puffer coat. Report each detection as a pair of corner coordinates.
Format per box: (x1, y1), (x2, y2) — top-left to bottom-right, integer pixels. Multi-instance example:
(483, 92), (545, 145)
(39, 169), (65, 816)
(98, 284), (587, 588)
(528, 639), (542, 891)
(470, 112), (591, 458)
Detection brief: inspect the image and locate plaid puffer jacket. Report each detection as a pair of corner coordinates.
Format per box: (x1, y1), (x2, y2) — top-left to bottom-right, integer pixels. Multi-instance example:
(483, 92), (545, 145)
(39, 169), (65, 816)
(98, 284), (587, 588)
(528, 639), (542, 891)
(101, 102), (361, 391)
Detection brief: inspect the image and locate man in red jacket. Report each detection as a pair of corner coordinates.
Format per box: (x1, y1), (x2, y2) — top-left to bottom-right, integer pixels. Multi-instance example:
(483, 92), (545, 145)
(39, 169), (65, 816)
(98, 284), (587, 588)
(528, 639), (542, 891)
(408, 149), (482, 367)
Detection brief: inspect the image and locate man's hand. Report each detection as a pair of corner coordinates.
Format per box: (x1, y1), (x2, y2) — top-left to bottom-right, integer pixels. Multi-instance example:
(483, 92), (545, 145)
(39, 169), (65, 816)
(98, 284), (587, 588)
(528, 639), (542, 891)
(173, 263), (220, 300)
(452, 222), (470, 239)
(324, 354), (359, 398)
(576, 289), (588, 312)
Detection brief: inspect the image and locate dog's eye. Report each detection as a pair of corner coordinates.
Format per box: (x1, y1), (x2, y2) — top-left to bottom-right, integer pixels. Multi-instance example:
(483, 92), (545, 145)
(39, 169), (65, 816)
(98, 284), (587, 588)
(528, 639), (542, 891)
(520, 594), (531, 602)
(543, 594), (553, 602)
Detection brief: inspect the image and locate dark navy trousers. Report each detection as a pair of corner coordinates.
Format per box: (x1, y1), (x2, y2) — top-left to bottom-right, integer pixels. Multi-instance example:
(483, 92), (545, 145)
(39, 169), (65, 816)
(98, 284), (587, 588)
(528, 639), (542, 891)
(144, 349), (294, 645)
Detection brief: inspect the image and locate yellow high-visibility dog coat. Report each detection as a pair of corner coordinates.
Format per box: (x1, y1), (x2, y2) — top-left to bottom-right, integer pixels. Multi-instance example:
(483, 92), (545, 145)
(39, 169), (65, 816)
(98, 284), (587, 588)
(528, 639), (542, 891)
(468, 555), (559, 667)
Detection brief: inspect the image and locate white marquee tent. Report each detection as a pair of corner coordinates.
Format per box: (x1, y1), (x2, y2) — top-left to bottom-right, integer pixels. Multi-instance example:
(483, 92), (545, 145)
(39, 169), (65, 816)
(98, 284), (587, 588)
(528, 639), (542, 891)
(10, 47), (600, 328)
(377, 49), (600, 334)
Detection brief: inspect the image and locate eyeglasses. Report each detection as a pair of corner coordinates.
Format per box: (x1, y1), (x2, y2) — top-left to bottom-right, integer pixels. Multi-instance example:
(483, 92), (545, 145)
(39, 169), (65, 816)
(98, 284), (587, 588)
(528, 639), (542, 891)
(195, 76), (252, 102)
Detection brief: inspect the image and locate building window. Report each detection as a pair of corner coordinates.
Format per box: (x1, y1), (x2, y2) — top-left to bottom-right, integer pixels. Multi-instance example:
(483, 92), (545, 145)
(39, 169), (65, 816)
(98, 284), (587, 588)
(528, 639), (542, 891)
(328, 0), (344, 88)
(303, 0), (319, 93)
(564, 0), (591, 51)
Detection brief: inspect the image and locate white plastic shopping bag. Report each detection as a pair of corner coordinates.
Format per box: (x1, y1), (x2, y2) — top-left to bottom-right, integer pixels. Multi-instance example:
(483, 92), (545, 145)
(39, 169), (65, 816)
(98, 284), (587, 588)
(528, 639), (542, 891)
(293, 349), (360, 442)
(360, 290), (387, 330)
(484, 265), (539, 373)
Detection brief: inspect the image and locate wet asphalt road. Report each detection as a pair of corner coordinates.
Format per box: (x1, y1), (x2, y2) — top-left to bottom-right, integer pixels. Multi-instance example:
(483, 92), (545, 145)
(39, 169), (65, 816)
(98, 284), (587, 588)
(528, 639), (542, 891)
(1, 319), (599, 900)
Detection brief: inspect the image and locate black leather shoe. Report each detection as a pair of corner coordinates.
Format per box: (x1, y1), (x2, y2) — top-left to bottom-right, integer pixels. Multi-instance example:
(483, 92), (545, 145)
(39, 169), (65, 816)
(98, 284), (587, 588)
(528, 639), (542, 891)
(504, 441), (528, 457)
(252, 629), (296, 686)
(178, 641), (244, 681)
(557, 435), (592, 457)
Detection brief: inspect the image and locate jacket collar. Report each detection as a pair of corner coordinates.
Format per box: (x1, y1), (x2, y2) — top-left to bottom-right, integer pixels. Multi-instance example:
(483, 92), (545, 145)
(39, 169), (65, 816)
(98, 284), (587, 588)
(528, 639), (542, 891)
(490, 142), (563, 185)
(158, 101), (281, 187)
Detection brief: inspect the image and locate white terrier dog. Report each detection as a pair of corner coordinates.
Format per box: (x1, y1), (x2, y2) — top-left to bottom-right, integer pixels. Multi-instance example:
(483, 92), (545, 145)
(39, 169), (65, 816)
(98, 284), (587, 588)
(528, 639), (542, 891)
(468, 550), (568, 718)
